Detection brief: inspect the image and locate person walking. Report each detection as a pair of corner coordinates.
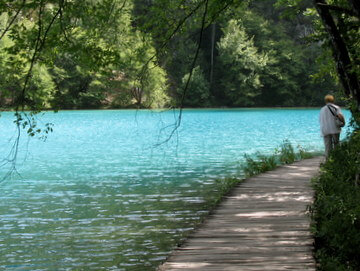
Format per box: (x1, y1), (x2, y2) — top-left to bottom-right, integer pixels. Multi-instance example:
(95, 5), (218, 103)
(319, 94), (345, 159)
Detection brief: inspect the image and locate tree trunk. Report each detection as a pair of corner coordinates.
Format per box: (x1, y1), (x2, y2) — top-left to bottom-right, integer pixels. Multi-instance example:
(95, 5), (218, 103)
(314, 0), (360, 110)
(132, 87), (143, 107)
(210, 23), (216, 86)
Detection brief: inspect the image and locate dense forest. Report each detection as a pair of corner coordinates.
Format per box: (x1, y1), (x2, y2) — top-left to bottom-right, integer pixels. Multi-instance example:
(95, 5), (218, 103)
(0, 0), (340, 110)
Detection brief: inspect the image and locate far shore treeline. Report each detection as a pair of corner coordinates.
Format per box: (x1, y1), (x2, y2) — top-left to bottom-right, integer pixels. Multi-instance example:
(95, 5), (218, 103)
(0, 0), (341, 111)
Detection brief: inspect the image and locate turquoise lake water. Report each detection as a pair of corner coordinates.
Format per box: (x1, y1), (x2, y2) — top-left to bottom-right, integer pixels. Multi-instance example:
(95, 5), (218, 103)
(0, 108), (351, 270)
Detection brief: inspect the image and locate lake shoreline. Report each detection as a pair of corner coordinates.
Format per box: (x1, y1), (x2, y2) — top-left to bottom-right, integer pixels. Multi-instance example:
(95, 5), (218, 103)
(1, 106), (326, 113)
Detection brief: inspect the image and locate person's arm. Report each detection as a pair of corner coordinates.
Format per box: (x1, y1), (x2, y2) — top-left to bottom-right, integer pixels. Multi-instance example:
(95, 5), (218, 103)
(337, 106), (345, 123)
(338, 112), (345, 123)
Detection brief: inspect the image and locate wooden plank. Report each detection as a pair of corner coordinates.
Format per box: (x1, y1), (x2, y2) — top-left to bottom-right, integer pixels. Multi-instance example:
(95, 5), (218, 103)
(158, 157), (322, 271)
(159, 263), (316, 271)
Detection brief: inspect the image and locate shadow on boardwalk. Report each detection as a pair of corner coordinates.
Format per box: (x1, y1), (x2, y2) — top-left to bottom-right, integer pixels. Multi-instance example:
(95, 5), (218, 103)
(158, 157), (323, 271)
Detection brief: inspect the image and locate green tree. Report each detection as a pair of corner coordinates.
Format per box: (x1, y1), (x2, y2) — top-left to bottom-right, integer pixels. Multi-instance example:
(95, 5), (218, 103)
(0, 23), (55, 109)
(217, 19), (268, 106)
(178, 66), (211, 107)
(107, 30), (169, 109)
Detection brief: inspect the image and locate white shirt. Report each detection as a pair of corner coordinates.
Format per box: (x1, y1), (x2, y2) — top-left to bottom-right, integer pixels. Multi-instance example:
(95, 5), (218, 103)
(319, 103), (342, 136)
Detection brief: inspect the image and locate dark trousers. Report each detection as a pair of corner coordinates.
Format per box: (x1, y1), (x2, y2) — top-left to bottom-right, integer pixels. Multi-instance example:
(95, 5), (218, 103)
(324, 133), (340, 159)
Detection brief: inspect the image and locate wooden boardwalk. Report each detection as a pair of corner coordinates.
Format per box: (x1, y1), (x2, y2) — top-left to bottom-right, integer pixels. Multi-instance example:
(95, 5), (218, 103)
(158, 157), (322, 271)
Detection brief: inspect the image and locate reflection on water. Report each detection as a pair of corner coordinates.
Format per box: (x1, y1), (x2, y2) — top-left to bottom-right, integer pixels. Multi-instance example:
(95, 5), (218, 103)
(0, 109), (350, 270)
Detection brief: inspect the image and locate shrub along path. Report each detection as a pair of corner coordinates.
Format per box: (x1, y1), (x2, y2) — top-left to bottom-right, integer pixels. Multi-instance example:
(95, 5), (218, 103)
(158, 157), (323, 271)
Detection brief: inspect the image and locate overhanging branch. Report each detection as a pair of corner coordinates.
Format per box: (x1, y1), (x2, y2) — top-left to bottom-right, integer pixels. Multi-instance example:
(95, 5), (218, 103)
(19, 0), (65, 110)
(0, 0), (27, 41)
(317, 2), (359, 18)
(154, 0), (210, 146)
